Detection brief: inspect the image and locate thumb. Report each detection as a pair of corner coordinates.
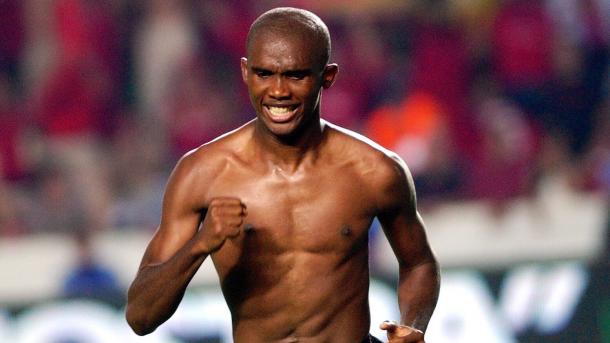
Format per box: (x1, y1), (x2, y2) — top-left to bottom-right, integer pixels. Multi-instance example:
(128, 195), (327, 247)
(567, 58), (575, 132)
(379, 320), (398, 332)
(380, 322), (424, 341)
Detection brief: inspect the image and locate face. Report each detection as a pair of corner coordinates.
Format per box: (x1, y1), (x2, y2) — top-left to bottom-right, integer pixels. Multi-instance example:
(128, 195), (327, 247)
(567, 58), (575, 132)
(241, 31), (338, 138)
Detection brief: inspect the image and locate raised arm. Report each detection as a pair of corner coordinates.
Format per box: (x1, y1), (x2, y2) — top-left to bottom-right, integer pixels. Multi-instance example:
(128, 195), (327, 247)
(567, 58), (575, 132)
(125, 150), (246, 335)
(374, 154), (440, 342)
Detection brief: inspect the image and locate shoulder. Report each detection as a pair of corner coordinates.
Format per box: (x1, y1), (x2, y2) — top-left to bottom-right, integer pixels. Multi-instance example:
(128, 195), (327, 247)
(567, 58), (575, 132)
(325, 122), (415, 210)
(178, 121), (253, 170)
(166, 122), (253, 200)
(326, 122), (410, 185)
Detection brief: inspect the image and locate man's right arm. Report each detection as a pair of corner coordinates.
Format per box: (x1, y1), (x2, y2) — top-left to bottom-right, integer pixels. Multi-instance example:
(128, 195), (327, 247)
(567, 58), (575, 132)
(125, 152), (246, 335)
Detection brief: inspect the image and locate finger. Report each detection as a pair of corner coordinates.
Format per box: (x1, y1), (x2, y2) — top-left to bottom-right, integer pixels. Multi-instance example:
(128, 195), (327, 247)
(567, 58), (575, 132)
(211, 198), (247, 214)
(209, 205), (240, 218)
(389, 326), (424, 342)
(210, 197), (243, 205)
(226, 226), (241, 238)
(379, 320), (398, 332)
(215, 205), (246, 217)
(223, 216), (244, 227)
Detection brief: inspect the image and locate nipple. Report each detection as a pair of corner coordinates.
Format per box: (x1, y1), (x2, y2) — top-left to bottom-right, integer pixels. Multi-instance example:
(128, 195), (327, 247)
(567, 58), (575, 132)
(244, 224), (255, 233)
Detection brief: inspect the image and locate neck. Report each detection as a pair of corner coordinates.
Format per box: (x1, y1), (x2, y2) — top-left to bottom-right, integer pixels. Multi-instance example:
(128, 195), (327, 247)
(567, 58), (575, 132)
(253, 118), (327, 173)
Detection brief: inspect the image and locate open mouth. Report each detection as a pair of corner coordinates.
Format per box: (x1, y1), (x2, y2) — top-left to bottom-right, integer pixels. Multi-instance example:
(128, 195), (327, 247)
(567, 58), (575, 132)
(263, 104), (299, 123)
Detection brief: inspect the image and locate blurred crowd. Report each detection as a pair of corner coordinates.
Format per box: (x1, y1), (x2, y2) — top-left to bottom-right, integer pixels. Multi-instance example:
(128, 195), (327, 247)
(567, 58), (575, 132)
(0, 0), (608, 237)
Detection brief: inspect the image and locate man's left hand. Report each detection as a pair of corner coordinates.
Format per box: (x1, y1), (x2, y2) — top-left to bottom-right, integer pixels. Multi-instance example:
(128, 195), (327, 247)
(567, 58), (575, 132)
(379, 321), (425, 343)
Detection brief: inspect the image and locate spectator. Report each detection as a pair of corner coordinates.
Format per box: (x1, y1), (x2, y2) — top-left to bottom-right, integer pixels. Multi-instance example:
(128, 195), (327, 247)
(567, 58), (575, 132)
(491, 0), (555, 120)
(0, 73), (32, 183)
(29, 161), (89, 234)
(166, 62), (238, 160)
(366, 91), (462, 202)
(409, 0), (475, 158)
(0, 0), (25, 82)
(106, 115), (167, 231)
(134, 0), (197, 120)
(62, 230), (123, 306)
(467, 90), (539, 210)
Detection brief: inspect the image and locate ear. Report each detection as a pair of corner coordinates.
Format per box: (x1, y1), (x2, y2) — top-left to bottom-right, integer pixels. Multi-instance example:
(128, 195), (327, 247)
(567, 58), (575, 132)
(321, 63), (339, 89)
(240, 57), (248, 84)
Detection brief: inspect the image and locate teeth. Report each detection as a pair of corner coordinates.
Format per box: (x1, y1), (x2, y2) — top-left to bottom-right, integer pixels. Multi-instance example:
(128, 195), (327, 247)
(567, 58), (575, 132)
(267, 106), (292, 116)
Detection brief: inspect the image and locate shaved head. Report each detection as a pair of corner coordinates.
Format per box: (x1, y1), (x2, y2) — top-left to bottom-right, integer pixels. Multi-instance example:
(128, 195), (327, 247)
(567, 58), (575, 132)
(246, 7), (331, 68)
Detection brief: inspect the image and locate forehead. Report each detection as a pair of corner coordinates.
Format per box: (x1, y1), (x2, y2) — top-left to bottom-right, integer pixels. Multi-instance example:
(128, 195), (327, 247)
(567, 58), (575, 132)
(248, 31), (321, 70)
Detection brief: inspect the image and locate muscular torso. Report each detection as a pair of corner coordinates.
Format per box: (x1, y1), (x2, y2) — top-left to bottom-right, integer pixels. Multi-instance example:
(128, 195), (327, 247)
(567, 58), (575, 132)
(197, 125), (382, 342)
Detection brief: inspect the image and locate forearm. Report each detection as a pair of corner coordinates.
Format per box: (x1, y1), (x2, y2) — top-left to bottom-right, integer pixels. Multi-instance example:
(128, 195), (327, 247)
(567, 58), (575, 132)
(397, 258), (440, 332)
(126, 239), (209, 335)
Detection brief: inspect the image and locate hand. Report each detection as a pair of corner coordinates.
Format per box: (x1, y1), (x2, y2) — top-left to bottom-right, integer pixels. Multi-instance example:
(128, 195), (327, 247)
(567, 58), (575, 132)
(379, 321), (425, 343)
(198, 197), (247, 253)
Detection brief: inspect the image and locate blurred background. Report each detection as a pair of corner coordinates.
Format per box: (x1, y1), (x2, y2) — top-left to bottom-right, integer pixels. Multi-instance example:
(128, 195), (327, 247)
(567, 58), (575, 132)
(0, 0), (608, 342)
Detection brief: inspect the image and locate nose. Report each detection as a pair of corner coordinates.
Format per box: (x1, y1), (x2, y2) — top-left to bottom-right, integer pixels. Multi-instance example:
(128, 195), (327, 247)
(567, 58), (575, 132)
(269, 76), (290, 99)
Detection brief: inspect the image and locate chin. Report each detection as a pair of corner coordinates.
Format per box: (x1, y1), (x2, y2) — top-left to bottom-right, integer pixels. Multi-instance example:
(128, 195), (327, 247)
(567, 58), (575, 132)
(259, 116), (303, 138)
(269, 124), (302, 140)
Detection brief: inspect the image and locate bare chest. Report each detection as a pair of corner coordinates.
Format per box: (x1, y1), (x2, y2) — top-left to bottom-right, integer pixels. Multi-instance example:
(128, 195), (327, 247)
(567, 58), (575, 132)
(204, 167), (376, 254)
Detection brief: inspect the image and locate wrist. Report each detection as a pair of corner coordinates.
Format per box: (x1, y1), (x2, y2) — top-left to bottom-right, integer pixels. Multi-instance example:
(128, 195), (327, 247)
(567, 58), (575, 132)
(190, 234), (213, 257)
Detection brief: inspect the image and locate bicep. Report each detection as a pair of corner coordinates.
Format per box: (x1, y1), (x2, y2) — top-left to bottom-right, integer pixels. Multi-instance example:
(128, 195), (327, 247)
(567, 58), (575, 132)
(378, 209), (433, 268)
(375, 157), (434, 268)
(139, 157), (205, 268)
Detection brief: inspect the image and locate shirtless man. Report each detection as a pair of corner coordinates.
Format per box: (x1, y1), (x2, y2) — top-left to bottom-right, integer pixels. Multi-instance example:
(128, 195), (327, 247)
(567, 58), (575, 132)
(126, 7), (439, 343)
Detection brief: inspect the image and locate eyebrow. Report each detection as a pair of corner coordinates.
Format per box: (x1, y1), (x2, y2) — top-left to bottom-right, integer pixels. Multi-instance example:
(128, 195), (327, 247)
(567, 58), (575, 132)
(250, 66), (313, 76)
(284, 69), (312, 77)
(251, 67), (272, 74)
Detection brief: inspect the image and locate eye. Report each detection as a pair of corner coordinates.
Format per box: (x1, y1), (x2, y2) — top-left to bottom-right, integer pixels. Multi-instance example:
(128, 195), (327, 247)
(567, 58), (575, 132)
(286, 71), (309, 80)
(255, 69), (272, 78)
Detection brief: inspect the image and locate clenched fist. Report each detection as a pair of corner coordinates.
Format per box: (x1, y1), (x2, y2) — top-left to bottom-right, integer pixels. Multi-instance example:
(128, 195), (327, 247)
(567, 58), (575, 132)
(198, 197), (247, 253)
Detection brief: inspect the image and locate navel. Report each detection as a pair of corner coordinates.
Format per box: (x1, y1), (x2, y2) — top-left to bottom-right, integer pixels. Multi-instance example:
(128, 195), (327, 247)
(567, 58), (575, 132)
(341, 225), (352, 237)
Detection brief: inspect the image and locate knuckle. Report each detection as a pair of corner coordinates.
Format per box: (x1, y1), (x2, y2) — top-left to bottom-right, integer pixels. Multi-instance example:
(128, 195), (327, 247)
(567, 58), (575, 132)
(209, 205), (223, 217)
(213, 223), (225, 235)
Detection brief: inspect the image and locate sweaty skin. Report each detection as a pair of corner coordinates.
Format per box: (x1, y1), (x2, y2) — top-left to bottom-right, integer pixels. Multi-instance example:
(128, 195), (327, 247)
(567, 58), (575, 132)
(126, 7), (439, 343)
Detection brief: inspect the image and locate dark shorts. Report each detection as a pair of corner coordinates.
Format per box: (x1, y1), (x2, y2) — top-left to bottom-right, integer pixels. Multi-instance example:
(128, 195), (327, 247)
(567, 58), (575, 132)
(362, 334), (383, 343)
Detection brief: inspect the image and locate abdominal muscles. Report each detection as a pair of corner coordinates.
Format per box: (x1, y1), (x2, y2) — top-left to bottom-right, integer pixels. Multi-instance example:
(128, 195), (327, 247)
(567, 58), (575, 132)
(218, 245), (371, 342)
